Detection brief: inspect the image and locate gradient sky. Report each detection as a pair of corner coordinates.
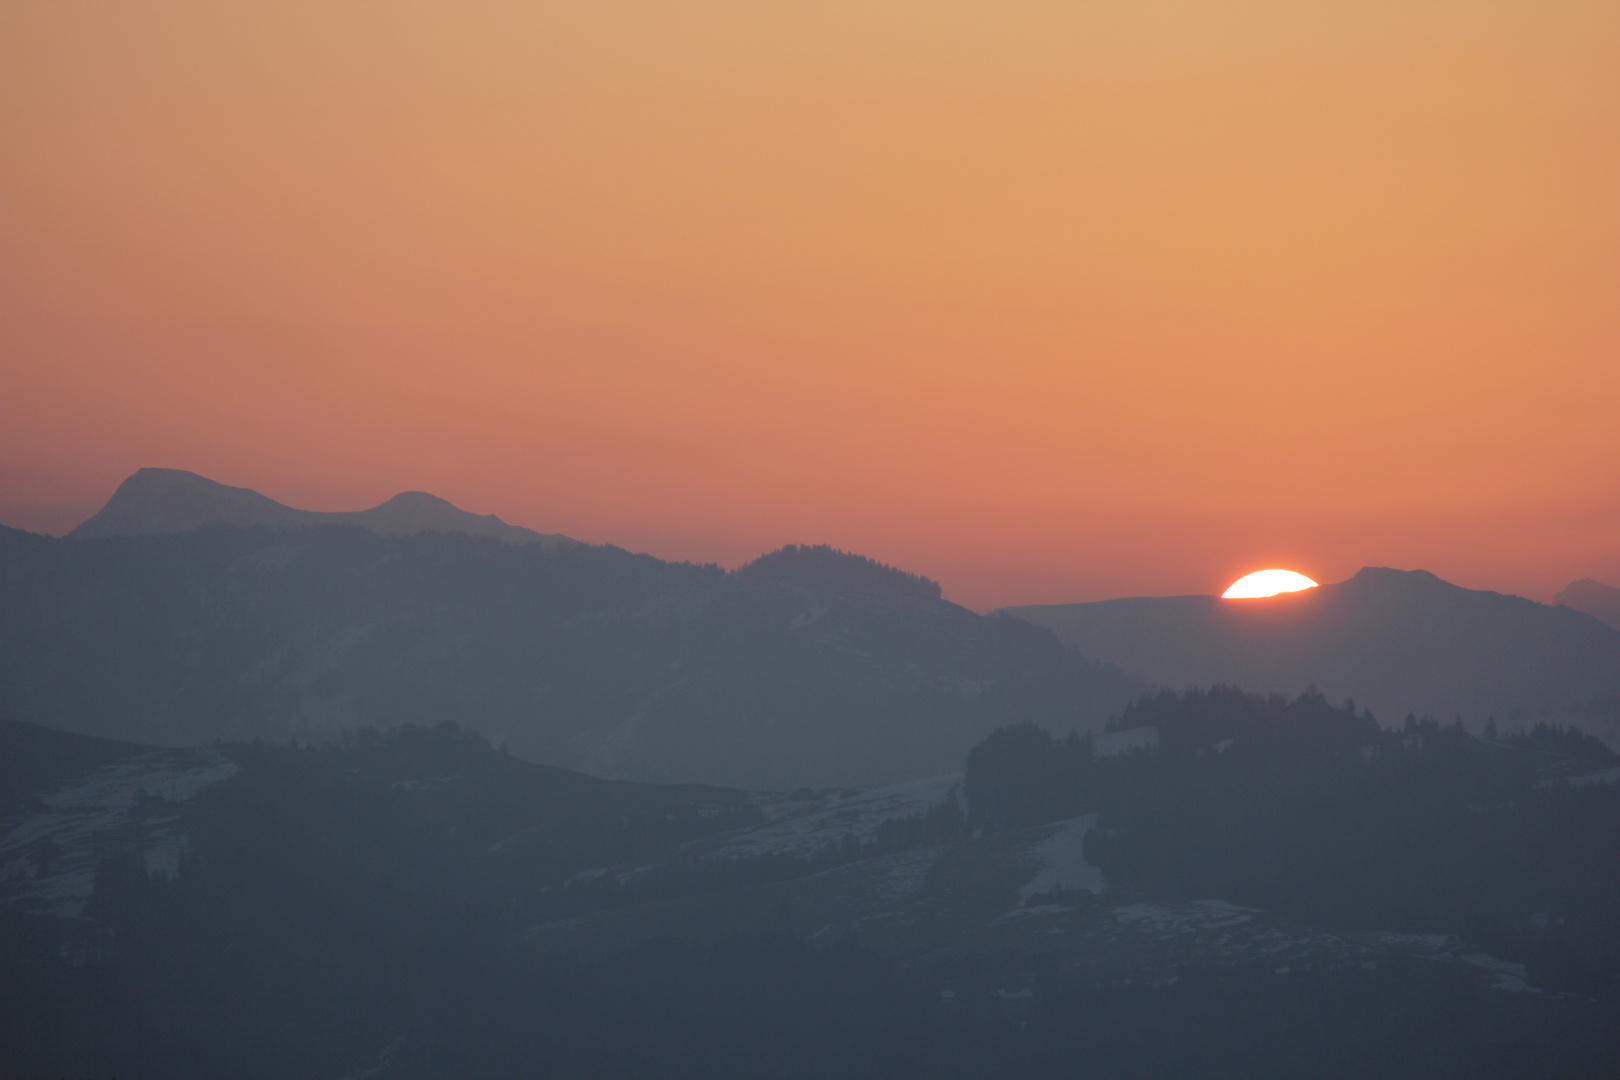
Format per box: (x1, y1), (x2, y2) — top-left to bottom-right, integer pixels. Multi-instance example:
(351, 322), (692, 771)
(3, 2), (1617, 611)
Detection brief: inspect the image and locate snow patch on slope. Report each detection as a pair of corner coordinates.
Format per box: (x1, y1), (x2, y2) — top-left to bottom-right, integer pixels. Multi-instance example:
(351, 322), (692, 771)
(706, 774), (961, 862)
(0, 750), (238, 917)
(1463, 952), (1536, 992)
(1543, 766), (1620, 789)
(1019, 815), (1104, 898)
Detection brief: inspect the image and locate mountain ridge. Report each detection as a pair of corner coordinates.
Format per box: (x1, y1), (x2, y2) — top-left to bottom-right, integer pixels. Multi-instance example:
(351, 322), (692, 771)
(1557, 577), (1620, 630)
(998, 566), (1620, 738)
(0, 527), (1144, 789)
(68, 467), (575, 548)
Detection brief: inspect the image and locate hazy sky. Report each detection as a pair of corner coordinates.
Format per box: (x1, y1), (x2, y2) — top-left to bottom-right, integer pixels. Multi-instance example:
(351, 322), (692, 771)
(3, 2), (1617, 610)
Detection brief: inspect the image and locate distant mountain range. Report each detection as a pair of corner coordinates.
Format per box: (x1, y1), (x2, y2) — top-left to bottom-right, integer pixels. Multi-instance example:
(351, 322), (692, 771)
(1557, 578), (1620, 630)
(69, 467), (575, 548)
(0, 522), (1144, 789)
(1000, 567), (1620, 735)
(13, 468), (1618, 776)
(9, 468), (1619, 1075)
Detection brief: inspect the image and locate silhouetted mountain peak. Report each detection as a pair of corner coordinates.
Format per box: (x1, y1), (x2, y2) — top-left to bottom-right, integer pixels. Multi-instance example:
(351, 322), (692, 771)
(68, 468), (301, 538)
(1343, 566), (1450, 591)
(1330, 566), (1482, 611)
(1556, 577), (1620, 630)
(69, 468), (574, 548)
(354, 489), (531, 540)
(737, 544), (943, 603)
(378, 490), (457, 509)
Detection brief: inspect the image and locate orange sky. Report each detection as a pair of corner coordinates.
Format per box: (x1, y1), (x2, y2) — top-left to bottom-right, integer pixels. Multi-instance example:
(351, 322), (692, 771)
(3, 2), (1617, 610)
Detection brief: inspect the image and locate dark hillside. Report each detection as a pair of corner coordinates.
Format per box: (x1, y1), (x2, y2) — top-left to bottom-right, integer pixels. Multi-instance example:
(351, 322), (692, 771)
(0, 718), (152, 808)
(0, 527), (1143, 788)
(6, 705), (1620, 1078)
(966, 687), (1620, 993)
(1001, 568), (1620, 738)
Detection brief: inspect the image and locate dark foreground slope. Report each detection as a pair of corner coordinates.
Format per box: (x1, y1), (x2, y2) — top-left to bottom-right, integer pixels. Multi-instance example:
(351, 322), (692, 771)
(5, 702), (1620, 1080)
(0, 717), (754, 921)
(967, 689), (1620, 984)
(1001, 568), (1620, 737)
(0, 526), (1142, 788)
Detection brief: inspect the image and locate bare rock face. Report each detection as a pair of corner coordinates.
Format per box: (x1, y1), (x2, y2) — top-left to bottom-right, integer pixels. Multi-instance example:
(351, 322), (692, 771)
(1556, 578), (1620, 630)
(69, 468), (574, 548)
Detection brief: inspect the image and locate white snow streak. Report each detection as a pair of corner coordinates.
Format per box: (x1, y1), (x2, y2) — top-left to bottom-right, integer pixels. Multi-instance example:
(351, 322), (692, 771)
(704, 774), (961, 862)
(0, 751), (238, 917)
(1019, 815), (1105, 898)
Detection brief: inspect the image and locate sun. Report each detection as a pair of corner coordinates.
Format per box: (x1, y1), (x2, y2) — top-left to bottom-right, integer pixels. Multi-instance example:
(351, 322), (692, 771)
(1222, 569), (1319, 599)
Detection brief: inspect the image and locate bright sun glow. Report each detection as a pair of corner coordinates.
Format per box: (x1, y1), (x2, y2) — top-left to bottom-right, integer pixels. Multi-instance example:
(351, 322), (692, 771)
(1222, 569), (1319, 599)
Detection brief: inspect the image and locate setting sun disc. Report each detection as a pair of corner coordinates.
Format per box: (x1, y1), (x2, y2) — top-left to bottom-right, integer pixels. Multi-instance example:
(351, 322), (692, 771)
(1222, 569), (1319, 599)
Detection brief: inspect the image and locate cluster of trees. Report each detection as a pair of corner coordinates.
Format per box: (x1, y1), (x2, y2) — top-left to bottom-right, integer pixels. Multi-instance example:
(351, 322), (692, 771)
(965, 688), (1385, 830)
(965, 687), (1620, 994)
(1490, 718), (1617, 761)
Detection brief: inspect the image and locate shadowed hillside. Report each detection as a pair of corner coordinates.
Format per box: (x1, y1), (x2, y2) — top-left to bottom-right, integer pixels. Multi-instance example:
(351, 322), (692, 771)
(0, 528), (1143, 789)
(7, 699), (1620, 1079)
(1000, 568), (1620, 739)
